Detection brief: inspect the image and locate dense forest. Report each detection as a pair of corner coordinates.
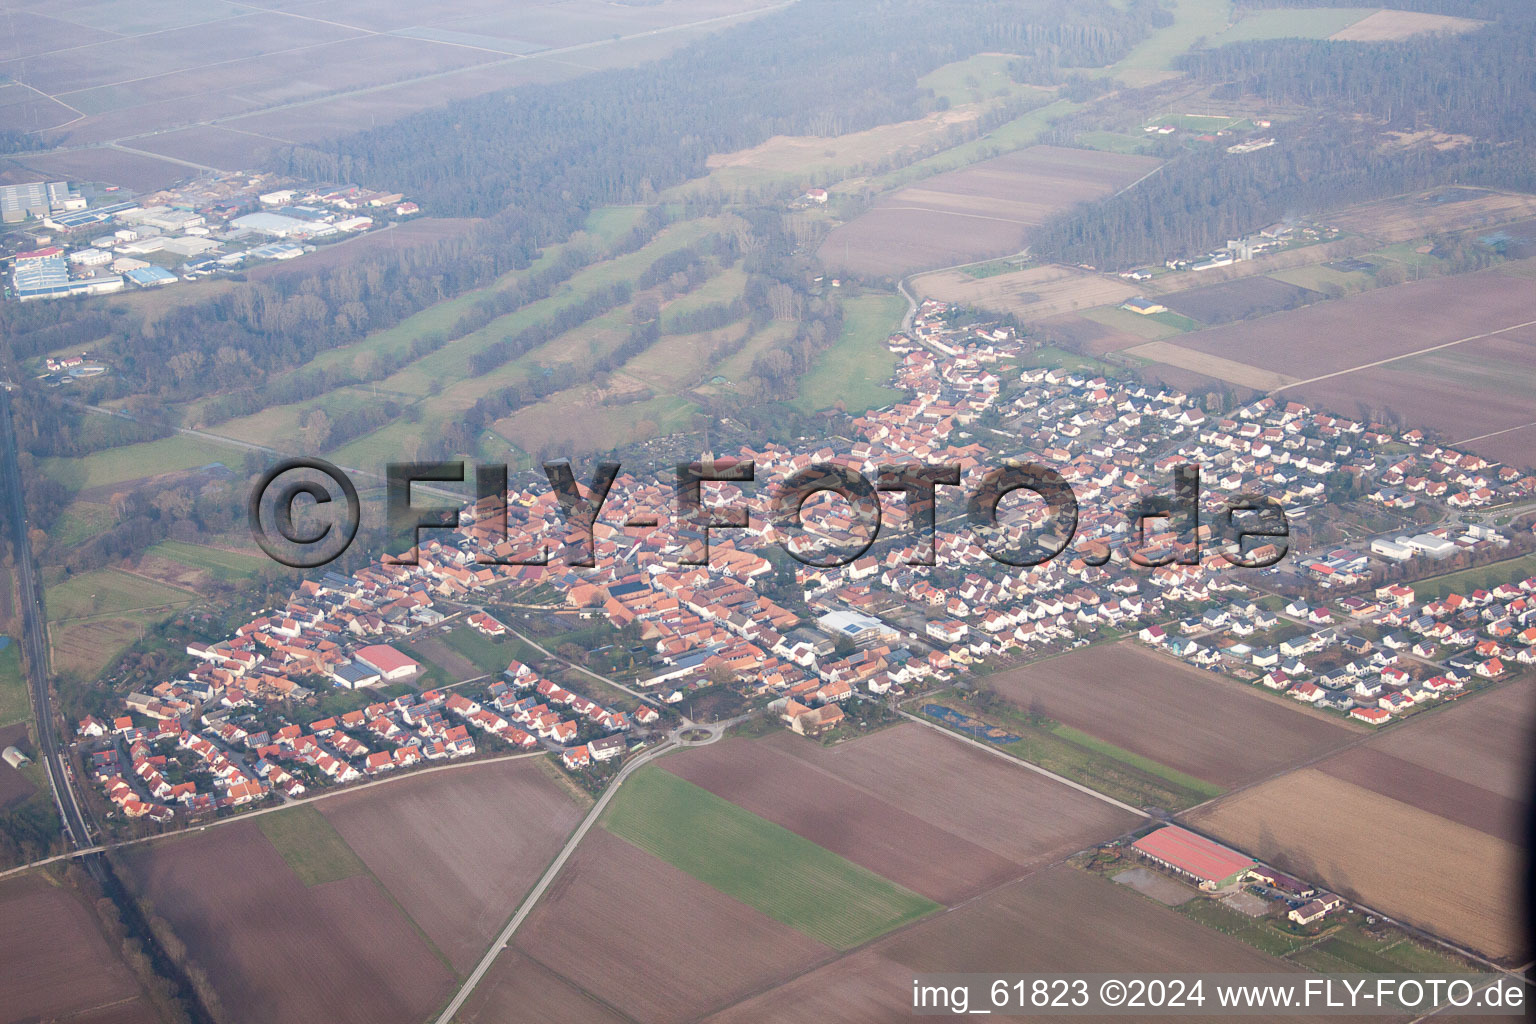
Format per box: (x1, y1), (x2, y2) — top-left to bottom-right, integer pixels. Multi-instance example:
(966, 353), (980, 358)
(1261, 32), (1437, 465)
(0, 0), (1165, 463)
(1031, 11), (1536, 269)
(275, 0), (1169, 217)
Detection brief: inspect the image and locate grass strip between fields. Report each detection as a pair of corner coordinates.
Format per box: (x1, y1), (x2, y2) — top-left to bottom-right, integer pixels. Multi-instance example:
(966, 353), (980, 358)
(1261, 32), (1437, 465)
(1047, 723), (1224, 800)
(918, 697), (1219, 811)
(257, 806), (368, 887)
(603, 766), (939, 950)
(0, 639), (28, 730)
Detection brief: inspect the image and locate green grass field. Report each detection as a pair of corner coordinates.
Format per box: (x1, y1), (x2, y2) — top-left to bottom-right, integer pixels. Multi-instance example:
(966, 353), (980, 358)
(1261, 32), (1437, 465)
(1104, 0), (1232, 83)
(920, 699), (1217, 811)
(41, 435), (236, 491)
(0, 639), (28, 730)
(146, 541), (268, 582)
(1408, 552), (1536, 602)
(45, 569), (198, 622)
(861, 98), (1080, 193)
(1082, 305), (1190, 341)
(440, 624), (517, 675)
(50, 501), (114, 548)
(1268, 264), (1371, 293)
(604, 767), (938, 949)
(1148, 309), (1201, 332)
(1075, 130), (1158, 155)
(918, 53), (1032, 108)
(1211, 6), (1369, 43)
(1049, 722), (1224, 800)
(792, 293), (905, 414)
(257, 805), (367, 886)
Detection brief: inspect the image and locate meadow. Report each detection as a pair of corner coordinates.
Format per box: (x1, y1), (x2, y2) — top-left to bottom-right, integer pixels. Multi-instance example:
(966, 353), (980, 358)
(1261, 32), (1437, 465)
(603, 766), (938, 950)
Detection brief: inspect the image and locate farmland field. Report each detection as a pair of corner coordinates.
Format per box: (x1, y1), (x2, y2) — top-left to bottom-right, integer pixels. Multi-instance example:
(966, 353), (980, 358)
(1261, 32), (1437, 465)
(707, 864), (1341, 1024)
(1123, 339), (1297, 390)
(1369, 677), (1536, 811)
(121, 821), (455, 1024)
(1328, 188), (1536, 245)
(142, 540), (268, 583)
(41, 435), (235, 492)
(318, 755), (584, 971)
(0, 722), (37, 810)
(662, 731), (1135, 903)
(1315, 746), (1524, 844)
(459, 950), (631, 1024)
(980, 643), (1357, 788)
(1329, 9), (1484, 42)
(912, 263), (1142, 321)
(45, 568), (197, 623)
(0, 871), (153, 1024)
(256, 806), (367, 887)
(1285, 320), (1536, 465)
(1125, 266), (1536, 458)
(1169, 266), (1536, 378)
(508, 828), (834, 1024)
(819, 146), (1162, 279)
(1186, 769), (1527, 963)
(1158, 276), (1321, 325)
(1035, 312), (1151, 355)
(1213, 7), (1370, 43)
(761, 724), (1141, 861)
(0, 0), (788, 188)
(603, 765), (939, 949)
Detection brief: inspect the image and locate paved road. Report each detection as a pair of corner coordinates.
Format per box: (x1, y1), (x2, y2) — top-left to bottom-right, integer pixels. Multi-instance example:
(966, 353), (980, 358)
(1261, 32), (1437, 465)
(505, 623), (661, 707)
(0, 389), (99, 864)
(430, 738), (676, 1024)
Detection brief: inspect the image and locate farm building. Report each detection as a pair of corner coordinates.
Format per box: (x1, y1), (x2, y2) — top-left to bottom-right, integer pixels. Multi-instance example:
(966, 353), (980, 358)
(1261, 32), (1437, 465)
(1121, 296), (1166, 316)
(1131, 826), (1255, 890)
(2, 745), (30, 769)
(354, 645), (420, 682)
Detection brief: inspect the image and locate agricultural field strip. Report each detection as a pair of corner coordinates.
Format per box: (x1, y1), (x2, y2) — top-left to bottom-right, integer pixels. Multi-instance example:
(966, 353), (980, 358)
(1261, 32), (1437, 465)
(1273, 317), (1536, 393)
(15, 3), (794, 153)
(601, 766), (940, 950)
(896, 709), (1146, 817)
(429, 740), (676, 1024)
(1452, 418), (1536, 446)
(1124, 339), (1298, 391)
(0, 750), (549, 883)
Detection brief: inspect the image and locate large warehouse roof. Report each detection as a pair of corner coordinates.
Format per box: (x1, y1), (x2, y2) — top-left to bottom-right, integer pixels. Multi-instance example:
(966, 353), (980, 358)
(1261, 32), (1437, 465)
(1131, 826), (1254, 884)
(355, 644), (419, 676)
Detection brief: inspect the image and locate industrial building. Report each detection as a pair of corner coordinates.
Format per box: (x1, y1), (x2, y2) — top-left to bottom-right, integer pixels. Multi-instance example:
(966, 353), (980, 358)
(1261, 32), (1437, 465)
(816, 609), (896, 647)
(12, 253), (123, 301)
(124, 266), (178, 288)
(230, 211), (337, 239)
(1, 180), (80, 223)
(354, 645), (421, 682)
(1131, 825), (1256, 890)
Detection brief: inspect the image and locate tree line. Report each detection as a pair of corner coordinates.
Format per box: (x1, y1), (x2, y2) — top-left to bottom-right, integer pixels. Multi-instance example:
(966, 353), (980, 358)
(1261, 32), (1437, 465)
(1030, 14), (1536, 270)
